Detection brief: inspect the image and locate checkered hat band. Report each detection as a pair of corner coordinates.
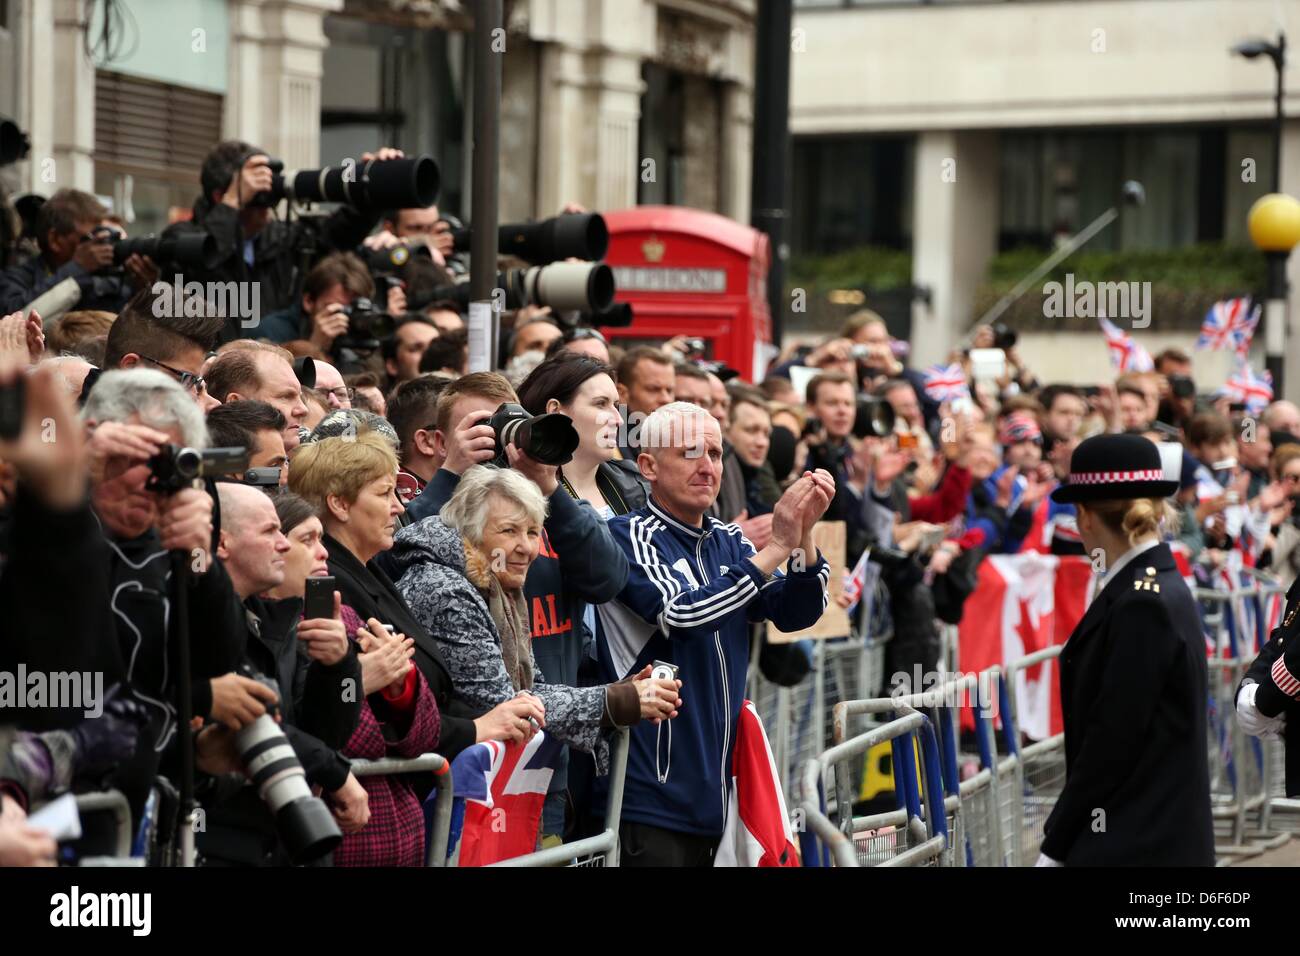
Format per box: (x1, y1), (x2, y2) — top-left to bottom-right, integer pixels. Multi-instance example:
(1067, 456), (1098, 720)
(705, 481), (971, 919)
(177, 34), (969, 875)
(1067, 468), (1165, 485)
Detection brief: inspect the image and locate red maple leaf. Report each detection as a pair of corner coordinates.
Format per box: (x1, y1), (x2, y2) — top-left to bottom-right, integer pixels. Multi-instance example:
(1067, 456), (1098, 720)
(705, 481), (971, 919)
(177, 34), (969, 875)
(1016, 597), (1049, 682)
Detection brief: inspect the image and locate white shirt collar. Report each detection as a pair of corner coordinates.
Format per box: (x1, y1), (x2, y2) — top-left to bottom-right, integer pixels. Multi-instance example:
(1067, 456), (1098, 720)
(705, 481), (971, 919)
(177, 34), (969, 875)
(1097, 537), (1160, 591)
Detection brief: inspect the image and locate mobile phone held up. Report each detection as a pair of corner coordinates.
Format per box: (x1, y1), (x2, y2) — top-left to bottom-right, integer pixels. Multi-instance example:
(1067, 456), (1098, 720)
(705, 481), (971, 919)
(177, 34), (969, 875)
(303, 575), (336, 621)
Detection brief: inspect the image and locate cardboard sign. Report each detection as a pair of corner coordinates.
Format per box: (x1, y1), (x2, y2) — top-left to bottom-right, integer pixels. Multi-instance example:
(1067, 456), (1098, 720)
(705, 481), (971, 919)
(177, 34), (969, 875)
(766, 520), (850, 643)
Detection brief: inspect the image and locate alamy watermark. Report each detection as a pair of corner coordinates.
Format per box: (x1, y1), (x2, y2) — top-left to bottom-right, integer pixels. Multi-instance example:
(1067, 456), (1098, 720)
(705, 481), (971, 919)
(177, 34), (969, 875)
(0, 666), (103, 718)
(1042, 273), (1151, 329)
(152, 275), (261, 329)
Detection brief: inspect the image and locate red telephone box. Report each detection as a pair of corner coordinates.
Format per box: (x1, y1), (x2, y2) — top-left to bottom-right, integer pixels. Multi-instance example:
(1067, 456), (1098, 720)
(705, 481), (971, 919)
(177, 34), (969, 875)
(600, 206), (772, 381)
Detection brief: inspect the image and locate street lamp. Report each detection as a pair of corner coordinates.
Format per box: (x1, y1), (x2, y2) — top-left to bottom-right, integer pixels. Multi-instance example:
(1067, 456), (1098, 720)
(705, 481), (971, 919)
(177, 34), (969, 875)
(1232, 33), (1286, 192)
(1247, 192), (1300, 395)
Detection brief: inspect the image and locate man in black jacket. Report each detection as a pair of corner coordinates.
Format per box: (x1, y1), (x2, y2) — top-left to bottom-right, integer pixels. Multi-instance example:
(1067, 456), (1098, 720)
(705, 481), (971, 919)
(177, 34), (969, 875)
(83, 369), (249, 824)
(160, 140), (402, 343)
(198, 483), (366, 866)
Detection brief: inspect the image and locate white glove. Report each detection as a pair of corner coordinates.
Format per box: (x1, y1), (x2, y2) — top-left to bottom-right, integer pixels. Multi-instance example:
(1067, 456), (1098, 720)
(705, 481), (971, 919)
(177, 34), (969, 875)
(1236, 681), (1287, 740)
(1034, 852), (1063, 867)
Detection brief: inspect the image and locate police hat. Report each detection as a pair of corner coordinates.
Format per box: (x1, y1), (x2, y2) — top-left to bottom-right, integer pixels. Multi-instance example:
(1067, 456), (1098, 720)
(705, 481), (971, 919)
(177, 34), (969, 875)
(1050, 433), (1180, 504)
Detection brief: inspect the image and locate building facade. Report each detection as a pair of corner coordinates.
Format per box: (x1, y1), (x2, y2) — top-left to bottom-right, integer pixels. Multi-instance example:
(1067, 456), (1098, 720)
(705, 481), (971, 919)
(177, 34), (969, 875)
(789, 0), (1300, 394)
(2, 0), (756, 239)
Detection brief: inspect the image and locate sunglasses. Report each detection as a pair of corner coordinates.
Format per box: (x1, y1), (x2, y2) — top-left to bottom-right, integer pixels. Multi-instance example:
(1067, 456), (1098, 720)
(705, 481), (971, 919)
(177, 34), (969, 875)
(140, 355), (206, 395)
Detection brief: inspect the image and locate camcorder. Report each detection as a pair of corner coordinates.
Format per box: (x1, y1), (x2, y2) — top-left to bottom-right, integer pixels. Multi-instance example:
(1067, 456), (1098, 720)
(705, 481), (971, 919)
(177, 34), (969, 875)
(232, 667), (342, 865)
(488, 402), (579, 468)
(412, 262), (616, 316)
(247, 155), (440, 211)
(1, 118), (30, 167)
(145, 444), (250, 494)
(452, 213), (609, 265)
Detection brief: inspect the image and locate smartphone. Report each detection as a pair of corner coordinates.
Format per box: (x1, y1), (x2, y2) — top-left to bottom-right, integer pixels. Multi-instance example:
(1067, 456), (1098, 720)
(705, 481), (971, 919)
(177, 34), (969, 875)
(303, 575), (336, 620)
(897, 432), (919, 451)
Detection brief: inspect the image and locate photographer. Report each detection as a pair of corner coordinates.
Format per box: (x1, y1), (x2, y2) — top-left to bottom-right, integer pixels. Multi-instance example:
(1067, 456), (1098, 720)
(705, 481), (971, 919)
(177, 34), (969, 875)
(161, 141), (402, 341)
(81, 369), (248, 823)
(259, 252), (375, 353)
(196, 483), (367, 866)
(0, 189), (154, 315)
(383, 315), (439, 388)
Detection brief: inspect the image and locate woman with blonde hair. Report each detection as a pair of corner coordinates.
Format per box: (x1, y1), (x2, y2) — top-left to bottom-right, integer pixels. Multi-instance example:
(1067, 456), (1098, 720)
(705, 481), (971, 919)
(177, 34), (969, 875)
(1038, 433), (1213, 866)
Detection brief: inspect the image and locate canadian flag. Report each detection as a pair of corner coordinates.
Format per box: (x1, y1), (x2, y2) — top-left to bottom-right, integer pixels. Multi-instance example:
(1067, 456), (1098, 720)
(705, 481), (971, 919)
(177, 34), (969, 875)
(957, 554), (1096, 740)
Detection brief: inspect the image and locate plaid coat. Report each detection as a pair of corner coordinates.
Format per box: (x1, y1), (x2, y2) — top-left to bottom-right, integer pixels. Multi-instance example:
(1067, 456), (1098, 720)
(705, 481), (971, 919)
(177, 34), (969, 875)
(333, 604), (441, 867)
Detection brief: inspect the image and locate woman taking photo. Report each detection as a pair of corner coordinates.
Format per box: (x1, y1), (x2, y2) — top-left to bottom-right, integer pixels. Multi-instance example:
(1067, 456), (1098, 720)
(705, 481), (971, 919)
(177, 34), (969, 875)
(517, 351), (648, 518)
(264, 491), (438, 866)
(1039, 433), (1213, 866)
(289, 429), (547, 759)
(388, 465), (681, 770)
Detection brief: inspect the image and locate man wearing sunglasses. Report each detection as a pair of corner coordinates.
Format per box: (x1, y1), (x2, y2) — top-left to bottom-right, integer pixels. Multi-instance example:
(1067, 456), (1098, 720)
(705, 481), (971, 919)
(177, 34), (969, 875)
(99, 285), (225, 412)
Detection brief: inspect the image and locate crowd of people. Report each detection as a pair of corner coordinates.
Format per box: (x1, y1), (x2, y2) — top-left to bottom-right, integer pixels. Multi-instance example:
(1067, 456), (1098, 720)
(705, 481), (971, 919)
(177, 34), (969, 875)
(3, 133), (1296, 868)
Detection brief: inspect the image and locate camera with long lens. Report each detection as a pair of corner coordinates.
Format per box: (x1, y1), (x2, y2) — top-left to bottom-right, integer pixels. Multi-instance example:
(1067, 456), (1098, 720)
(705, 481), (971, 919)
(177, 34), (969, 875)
(232, 669), (342, 865)
(452, 213), (609, 265)
(412, 262), (615, 315)
(853, 397), (896, 440)
(248, 155), (440, 210)
(1, 118), (31, 167)
(579, 301), (634, 329)
(110, 232), (221, 270)
(488, 402), (579, 468)
(145, 445), (250, 494)
(337, 296), (396, 351)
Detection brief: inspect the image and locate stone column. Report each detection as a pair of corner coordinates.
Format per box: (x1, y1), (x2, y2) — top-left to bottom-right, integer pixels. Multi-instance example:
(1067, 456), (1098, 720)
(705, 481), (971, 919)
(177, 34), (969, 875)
(50, 0), (96, 191)
(909, 129), (1000, 367)
(227, 0), (340, 167)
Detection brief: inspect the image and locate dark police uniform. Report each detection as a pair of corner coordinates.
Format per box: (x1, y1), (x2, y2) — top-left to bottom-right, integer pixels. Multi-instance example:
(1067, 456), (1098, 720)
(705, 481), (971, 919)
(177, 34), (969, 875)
(1239, 575), (1300, 795)
(1041, 434), (1215, 866)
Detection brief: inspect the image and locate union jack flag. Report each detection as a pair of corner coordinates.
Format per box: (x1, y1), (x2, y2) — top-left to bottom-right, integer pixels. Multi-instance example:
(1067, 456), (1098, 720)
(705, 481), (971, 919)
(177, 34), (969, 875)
(446, 729), (562, 866)
(1098, 315), (1153, 372)
(1196, 297), (1259, 356)
(842, 548), (871, 615)
(1221, 360), (1273, 414)
(921, 363), (970, 403)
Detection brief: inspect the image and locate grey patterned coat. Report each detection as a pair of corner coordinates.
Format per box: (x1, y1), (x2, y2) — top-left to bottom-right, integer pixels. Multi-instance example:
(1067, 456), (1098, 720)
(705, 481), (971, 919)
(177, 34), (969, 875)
(389, 516), (612, 766)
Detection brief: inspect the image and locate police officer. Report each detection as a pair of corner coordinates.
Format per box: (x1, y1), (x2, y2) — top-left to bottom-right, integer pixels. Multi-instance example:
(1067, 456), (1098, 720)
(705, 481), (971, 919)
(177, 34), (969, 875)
(1237, 562), (1300, 788)
(1039, 434), (1214, 866)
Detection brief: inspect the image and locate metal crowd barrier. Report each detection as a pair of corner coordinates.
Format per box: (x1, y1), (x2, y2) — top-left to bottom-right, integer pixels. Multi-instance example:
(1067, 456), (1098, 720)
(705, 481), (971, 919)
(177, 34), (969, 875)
(801, 646), (1066, 866)
(746, 575), (892, 803)
(798, 706), (949, 867)
(488, 727), (630, 867)
(349, 751), (453, 866)
(1197, 571), (1291, 861)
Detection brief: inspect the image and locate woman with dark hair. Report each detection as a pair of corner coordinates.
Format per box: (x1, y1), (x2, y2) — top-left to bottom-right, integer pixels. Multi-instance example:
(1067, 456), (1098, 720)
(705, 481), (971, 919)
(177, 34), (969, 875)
(516, 350), (648, 517)
(516, 352), (652, 840)
(265, 491), (440, 866)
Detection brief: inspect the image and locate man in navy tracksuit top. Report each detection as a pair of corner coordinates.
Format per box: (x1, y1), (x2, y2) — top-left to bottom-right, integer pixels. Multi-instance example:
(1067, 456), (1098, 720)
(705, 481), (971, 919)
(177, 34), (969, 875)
(597, 401), (833, 866)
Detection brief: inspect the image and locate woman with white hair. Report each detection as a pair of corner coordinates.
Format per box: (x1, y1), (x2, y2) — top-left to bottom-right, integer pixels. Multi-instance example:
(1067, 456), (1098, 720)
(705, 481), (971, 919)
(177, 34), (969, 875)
(389, 464), (682, 765)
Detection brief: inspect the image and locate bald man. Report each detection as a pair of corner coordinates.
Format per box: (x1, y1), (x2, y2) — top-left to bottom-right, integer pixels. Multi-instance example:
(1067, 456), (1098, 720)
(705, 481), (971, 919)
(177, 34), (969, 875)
(313, 360), (352, 411)
(202, 483), (369, 866)
(1265, 401), (1300, 442)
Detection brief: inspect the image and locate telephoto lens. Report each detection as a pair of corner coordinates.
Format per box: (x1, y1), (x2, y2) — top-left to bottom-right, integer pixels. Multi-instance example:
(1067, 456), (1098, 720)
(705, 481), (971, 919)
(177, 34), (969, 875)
(290, 156), (439, 209)
(489, 402), (580, 467)
(113, 233), (221, 270)
(0, 118), (31, 166)
(454, 213), (609, 264)
(513, 262), (615, 313)
(233, 673), (343, 865)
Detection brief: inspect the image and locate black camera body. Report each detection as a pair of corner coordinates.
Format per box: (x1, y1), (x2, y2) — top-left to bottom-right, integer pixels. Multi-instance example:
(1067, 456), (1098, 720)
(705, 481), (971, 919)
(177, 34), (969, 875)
(489, 402), (580, 468)
(1, 118), (31, 167)
(145, 445), (249, 494)
(336, 297), (396, 351)
(991, 323), (1018, 351)
(1169, 374), (1196, 400)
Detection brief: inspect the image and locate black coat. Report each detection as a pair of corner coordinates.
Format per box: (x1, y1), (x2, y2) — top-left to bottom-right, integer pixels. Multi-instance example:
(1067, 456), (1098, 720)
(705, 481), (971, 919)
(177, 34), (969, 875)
(324, 533), (477, 759)
(1241, 574), (1300, 794)
(1042, 542), (1214, 866)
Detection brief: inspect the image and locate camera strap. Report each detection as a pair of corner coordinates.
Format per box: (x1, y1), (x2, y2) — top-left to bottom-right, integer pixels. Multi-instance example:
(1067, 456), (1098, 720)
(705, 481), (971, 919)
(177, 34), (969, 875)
(655, 720), (671, 785)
